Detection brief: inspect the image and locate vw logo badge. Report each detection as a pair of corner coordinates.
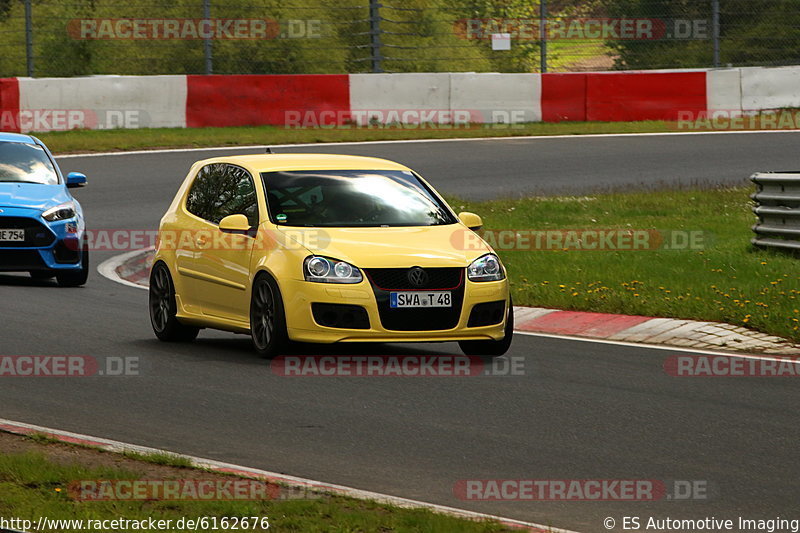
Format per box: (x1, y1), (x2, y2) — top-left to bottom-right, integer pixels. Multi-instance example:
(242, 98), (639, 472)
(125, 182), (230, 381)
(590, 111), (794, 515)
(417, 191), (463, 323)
(407, 267), (428, 287)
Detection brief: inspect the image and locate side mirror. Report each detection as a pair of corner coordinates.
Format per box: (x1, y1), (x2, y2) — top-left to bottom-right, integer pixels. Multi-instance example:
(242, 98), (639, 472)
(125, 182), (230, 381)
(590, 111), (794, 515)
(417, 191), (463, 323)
(458, 211), (483, 231)
(219, 214), (252, 234)
(66, 172), (87, 188)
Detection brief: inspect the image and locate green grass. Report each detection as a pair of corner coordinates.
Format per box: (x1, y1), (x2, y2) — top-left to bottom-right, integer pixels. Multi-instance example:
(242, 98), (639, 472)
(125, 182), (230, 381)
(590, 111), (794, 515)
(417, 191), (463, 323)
(120, 451), (194, 469)
(36, 121), (675, 154)
(453, 187), (800, 343)
(25, 433), (64, 446)
(0, 450), (518, 533)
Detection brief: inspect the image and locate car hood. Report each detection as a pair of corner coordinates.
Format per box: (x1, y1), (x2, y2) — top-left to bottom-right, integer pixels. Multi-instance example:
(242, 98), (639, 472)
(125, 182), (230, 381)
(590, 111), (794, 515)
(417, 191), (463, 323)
(276, 224), (492, 268)
(0, 182), (70, 211)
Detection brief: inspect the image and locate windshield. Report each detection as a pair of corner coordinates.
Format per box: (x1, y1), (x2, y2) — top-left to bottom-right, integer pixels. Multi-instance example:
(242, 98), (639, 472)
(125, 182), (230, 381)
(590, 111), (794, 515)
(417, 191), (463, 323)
(0, 142), (59, 185)
(261, 170), (457, 227)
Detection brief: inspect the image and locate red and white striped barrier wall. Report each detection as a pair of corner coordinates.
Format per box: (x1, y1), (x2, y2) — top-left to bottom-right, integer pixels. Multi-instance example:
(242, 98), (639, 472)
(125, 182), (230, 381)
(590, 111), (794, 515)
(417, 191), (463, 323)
(0, 67), (798, 133)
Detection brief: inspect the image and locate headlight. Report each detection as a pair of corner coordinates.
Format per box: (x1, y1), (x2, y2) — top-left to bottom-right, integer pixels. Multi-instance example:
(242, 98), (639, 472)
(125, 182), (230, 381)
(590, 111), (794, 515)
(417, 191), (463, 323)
(42, 202), (76, 222)
(468, 253), (505, 282)
(304, 256), (362, 284)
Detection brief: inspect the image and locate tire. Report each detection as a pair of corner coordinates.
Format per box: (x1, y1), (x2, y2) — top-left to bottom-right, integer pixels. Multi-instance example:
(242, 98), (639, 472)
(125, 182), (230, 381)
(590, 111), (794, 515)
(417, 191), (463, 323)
(250, 274), (288, 359)
(56, 249), (89, 287)
(149, 262), (199, 342)
(29, 271), (54, 280)
(459, 299), (514, 357)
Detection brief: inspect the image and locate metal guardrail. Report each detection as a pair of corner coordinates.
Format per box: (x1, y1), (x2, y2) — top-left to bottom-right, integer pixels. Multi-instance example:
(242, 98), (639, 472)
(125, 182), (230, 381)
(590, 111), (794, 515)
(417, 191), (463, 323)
(751, 172), (800, 251)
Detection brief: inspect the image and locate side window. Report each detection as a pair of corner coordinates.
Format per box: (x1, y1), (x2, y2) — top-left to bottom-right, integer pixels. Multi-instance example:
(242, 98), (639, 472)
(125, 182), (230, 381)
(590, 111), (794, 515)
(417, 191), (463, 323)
(186, 164), (259, 226)
(185, 164), (222, 222)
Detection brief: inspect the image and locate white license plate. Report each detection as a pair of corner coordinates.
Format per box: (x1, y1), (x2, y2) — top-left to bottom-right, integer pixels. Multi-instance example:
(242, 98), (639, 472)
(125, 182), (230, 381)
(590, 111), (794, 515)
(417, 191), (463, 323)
(390, 291), (451, 308)
(0, 229), (24, 242)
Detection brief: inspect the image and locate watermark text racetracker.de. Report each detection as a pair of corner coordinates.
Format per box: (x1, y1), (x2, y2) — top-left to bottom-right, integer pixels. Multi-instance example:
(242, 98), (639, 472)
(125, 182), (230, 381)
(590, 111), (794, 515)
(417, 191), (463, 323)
(1, 109), (147, 132)
(452, 229), (710, 251)
(0, 356), (140, 377)
(271, 355), (526, 378)
(69, 18), (322, 40)
(70, 479), (282, 501)
(665, 355), (800, 377)
(283, 109), (532, 129)
(79, 228), (330, 252)
(454, 479), (713, 501)
(676, 109), (800, 131)
(453, 17), (709, 40)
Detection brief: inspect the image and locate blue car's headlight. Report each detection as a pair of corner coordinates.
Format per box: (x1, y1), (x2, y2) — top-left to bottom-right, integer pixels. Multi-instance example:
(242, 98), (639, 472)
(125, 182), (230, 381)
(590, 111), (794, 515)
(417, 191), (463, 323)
(468, 253), (505, 282)
(304, 256), (362, 284)
(42, 202), (76, 222)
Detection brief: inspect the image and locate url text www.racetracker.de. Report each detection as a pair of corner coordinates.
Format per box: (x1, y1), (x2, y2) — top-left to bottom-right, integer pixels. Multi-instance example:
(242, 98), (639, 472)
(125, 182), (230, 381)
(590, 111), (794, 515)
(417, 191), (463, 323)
(0, 515), (271, 531)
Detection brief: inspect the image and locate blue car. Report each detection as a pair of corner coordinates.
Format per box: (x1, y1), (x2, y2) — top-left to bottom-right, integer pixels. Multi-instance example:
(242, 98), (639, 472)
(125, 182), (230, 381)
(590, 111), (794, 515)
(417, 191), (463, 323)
(0, 132), (89, 287)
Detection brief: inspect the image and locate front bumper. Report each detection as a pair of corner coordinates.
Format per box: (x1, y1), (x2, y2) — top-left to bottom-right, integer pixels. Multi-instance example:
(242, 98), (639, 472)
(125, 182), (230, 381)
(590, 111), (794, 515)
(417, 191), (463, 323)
(0, 208), (84, 272)
(282, 275), (509, 343)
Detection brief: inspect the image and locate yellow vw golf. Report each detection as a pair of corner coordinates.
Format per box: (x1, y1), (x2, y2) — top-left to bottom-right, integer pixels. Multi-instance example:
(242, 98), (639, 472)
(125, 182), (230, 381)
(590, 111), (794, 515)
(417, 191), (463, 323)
(149, 153), (512, 358)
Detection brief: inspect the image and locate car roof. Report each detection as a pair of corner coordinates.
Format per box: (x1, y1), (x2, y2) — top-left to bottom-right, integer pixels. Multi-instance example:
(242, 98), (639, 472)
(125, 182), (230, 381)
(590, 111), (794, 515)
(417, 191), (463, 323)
(197, 153), (413, 173)
(0, 132), (37, 144)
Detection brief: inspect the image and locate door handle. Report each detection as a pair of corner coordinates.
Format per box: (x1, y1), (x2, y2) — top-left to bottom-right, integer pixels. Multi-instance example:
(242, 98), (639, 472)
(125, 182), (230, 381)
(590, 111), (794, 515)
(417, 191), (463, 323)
(196, 235), (208, 246)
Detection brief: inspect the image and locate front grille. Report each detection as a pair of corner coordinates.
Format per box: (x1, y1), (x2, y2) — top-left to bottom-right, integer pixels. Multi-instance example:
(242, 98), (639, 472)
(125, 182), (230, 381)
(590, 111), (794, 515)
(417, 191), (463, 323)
(364, 267), (463, 290)
(467, 300), (506, 327)
(365, 267), (465, 331)
(312, 303), (370, 329)
(0, 249), (47, 271)
(0, 216), (56, 248)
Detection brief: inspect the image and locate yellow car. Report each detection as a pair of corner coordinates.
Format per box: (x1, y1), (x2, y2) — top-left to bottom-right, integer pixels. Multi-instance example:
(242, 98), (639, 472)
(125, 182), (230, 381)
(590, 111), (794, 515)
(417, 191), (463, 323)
(149, 153), (512, 357)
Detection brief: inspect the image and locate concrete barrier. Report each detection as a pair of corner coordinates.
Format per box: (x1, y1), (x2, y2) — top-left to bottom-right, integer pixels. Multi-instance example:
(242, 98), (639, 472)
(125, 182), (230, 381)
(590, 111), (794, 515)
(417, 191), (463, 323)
(349, 73), (451, 125)
(449, 73), (541, 123)
(740, 66), (800, 111)
(0, 78), (20, 132)
(541, 73), (586, 122)
(17, 75), (187, 132)
(187, 74), (350, 128)
(706, 69), (742, 112)
(3, 66), (799, 133)
(585, 71), (707, 121)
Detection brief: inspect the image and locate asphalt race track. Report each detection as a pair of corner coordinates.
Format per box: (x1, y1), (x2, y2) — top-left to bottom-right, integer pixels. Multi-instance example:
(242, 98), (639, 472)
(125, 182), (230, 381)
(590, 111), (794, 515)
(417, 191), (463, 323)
(2, 131), (800, 532)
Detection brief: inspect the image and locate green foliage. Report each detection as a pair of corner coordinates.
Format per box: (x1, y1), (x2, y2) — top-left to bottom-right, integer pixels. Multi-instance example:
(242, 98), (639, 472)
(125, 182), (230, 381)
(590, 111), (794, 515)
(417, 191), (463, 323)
(0, 0), (618, 76)
(454, 187), (800, 343)
(603, 0), (800, 69)
(0, 0), (497, 76)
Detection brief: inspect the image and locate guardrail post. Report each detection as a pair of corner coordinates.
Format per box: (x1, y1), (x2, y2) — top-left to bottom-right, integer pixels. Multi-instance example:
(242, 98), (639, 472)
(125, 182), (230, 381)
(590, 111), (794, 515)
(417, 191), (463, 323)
(203, 0), (213, 75)
(540, 0), (547, 73)
(369, 0), (383, 73)
(24, 0), (34, 77)
(712, 0), (720, 67)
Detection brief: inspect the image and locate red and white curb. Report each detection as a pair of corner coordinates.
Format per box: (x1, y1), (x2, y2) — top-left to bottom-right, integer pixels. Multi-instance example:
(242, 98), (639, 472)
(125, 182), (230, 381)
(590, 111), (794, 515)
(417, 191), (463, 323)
(97, 247), (153, 290)
(515, 308), (800, 356)
(0, 417), (576, 533)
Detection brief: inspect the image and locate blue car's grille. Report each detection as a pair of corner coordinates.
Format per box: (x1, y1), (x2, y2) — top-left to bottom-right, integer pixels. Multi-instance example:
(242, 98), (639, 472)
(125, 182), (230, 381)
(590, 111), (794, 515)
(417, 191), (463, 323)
(0, 249), (47, 271)
(0, 216), (56, 248)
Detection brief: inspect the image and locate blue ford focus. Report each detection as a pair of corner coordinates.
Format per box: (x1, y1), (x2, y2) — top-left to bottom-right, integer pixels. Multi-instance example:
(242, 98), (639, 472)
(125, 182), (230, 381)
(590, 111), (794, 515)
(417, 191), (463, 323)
(0, 132), (89, 287)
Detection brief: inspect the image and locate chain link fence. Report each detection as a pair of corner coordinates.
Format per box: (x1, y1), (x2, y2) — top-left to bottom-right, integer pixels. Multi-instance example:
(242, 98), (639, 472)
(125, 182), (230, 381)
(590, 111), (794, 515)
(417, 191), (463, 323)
(1, 0), (799, 77)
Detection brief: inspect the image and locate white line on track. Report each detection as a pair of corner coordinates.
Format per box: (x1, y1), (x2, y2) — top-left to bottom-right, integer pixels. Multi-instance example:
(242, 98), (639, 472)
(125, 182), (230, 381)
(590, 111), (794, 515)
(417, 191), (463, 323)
(0, 417), (578, 533)
(55, 128), (800, 159)
(516, 330), (800, 363)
